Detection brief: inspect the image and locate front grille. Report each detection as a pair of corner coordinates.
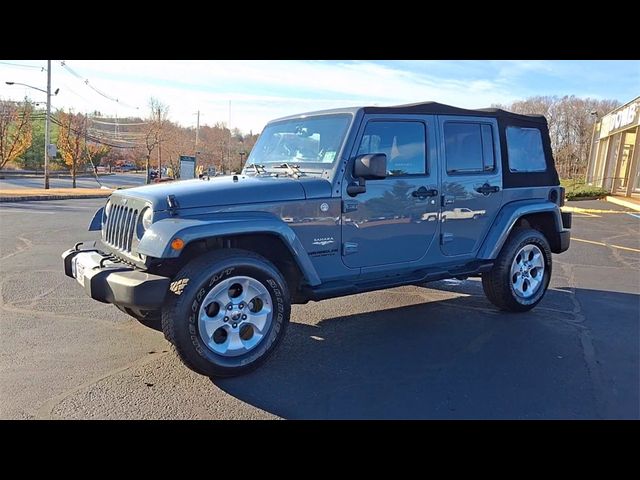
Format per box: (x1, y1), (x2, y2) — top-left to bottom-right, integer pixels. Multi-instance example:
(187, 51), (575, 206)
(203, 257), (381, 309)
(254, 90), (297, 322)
(103, 204), (140, 253)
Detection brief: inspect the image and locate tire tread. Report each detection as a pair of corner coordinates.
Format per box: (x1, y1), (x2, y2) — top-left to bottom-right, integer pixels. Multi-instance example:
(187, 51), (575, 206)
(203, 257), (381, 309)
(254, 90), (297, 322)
(482, 228), (552, 312)
(161, 248), (290, 377)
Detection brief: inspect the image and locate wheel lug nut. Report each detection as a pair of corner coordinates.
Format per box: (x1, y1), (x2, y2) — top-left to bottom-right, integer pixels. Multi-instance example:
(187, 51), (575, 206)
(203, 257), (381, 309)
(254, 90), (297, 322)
(242, 314), (247, 320)
(227, 304), (233, 310)
(232, 323), (238, 328)
(224, 316), (229, 322)
(239, 303), (244, 309)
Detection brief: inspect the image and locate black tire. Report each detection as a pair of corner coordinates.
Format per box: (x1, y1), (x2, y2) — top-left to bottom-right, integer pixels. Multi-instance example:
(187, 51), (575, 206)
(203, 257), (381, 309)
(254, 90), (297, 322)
(482, 228), (552, 312)
(161, 248), (291, 377)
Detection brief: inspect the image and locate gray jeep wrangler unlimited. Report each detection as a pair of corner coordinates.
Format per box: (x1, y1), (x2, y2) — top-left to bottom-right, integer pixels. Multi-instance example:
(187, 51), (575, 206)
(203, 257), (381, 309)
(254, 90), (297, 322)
(63, 102), (571, 377)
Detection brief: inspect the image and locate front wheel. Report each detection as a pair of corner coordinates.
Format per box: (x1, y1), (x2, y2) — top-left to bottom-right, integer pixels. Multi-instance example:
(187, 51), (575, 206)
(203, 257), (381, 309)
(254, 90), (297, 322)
(162, 248), (291, 377)
(482, 228), (552, 312)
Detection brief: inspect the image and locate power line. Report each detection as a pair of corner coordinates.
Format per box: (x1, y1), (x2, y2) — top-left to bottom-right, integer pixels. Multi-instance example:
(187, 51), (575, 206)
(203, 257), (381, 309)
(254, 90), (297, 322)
(59, 60), (139, 110)
(55, 78), (98, 108)
(0, 61), (44, 70)
(90, 118), (148, 126)
(26, 104), (137, 149)
(88, 129), (146, 137)
(50, 115), (138, 149)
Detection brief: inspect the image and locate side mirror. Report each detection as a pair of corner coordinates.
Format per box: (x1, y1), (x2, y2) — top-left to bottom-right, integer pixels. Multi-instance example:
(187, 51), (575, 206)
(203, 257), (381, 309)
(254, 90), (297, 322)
(347, 153), (387, 197)
(354, 153), (387, 180)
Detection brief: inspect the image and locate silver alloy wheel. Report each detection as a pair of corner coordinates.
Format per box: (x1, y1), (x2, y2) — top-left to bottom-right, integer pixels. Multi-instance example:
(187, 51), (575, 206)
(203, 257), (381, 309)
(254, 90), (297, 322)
(510, 244), (545, 299)
(198, 275), (273, 357)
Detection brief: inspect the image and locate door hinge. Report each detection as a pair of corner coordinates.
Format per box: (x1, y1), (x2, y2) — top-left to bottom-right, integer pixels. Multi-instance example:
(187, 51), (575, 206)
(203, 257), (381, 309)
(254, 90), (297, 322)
(342, 201), (358, 213)
(343, 242), (358, 255)
(441, 233), (454, 244)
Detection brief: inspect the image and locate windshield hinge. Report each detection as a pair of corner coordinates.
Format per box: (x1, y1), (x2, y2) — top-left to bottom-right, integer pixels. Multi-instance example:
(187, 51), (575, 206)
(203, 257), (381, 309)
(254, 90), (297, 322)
(167, 195), (179, 216)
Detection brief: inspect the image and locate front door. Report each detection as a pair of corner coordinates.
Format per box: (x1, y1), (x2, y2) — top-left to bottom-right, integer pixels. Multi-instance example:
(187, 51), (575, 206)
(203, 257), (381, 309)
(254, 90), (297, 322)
(341, 116), (440, 269)
(438, 116), (503, 256)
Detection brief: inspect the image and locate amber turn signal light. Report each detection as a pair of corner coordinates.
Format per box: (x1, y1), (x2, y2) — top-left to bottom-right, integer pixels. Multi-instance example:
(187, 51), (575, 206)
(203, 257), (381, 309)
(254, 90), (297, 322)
(171, 238), (185, 250)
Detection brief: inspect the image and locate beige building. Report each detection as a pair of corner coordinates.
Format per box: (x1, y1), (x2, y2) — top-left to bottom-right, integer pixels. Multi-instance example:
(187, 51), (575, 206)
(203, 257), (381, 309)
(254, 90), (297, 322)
(586, 96), (640, 198)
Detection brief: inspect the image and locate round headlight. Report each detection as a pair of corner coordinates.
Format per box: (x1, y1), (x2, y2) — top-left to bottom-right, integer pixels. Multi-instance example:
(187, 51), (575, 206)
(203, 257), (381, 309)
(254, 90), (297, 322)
(137, 207), (153, 239)
(142, 208), (153, 230)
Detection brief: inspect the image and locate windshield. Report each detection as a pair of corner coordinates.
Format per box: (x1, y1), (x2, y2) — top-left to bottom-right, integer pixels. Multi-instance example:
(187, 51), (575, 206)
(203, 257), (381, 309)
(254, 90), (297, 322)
(245, 114), (351, 170)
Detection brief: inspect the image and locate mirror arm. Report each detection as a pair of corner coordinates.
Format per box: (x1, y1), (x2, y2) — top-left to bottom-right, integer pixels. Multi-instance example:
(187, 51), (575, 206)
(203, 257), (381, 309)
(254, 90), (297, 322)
(346, 177), (366, 197)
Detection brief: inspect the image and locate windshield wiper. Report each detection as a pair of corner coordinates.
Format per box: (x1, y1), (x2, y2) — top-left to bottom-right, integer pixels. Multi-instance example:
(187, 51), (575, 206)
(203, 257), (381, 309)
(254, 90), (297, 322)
(244, 163), (267, 175)
(272, 163), (305, 178)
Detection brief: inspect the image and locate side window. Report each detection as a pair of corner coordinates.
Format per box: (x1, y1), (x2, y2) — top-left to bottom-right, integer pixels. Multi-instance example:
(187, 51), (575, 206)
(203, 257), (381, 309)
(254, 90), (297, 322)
(444, 122), (495, 173)
(357, 121), (426, 176)
(506, 127), (546, 172)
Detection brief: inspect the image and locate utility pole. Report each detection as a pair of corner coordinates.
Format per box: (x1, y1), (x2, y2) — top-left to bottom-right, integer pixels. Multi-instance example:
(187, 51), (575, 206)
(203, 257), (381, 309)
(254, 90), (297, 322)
(194, 110), (201, 176)
(80, 112), (89, 189)
(44, 60), (51, 189)
(157, 107), (162, 179)
(220, 141), (224, 174)
(195, 110), (200, 150)
(227, 100), (232, 173)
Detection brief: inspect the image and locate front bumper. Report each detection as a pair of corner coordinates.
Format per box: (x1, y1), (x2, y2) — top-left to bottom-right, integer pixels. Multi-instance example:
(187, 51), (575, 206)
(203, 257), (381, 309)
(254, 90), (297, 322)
(62, 243), (170, 308)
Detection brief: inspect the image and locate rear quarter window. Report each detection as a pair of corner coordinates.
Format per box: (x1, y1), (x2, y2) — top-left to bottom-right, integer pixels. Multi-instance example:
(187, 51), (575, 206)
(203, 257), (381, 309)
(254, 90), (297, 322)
(506, 127), (546, 173)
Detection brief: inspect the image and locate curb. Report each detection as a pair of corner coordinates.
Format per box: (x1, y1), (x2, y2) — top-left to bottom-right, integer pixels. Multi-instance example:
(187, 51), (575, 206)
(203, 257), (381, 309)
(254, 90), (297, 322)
(0, 194), (110, 202)
(605, 195), (640, 212)
(565, 195), (605, 202)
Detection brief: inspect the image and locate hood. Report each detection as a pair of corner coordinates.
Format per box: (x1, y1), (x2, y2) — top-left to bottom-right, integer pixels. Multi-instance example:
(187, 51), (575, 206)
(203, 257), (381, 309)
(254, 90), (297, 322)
(113, 175), (332, 212)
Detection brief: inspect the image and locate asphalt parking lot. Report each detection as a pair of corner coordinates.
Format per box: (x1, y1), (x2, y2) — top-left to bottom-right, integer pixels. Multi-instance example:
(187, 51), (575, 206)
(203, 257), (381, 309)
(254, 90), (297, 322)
(0, 199), (638, 419)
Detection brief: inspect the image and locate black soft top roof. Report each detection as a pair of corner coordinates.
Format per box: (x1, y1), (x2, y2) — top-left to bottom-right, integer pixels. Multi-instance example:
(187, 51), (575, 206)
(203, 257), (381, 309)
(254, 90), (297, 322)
(362, 101), (547, 124)
(271, 101), (547, 125)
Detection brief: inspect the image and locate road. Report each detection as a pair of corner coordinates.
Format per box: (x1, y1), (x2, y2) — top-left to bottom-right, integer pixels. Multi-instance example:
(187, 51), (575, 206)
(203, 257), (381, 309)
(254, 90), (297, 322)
(0, 173), (146, 190)
(0, 199), (638, 419)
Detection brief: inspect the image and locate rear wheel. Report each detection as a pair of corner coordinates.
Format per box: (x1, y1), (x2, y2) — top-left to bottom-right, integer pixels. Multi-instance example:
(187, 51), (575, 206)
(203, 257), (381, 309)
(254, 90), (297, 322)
(482, 228), (552, 312)
(161, 248), (290, 377)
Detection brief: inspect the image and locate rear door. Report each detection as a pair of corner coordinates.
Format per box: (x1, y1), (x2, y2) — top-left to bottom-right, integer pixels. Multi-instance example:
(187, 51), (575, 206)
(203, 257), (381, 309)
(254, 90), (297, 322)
(438, 116), (503, 256)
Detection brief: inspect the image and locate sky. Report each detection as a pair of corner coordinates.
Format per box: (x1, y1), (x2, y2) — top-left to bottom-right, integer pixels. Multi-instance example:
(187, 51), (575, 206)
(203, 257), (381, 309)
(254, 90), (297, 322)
(0, 60), (638, 134)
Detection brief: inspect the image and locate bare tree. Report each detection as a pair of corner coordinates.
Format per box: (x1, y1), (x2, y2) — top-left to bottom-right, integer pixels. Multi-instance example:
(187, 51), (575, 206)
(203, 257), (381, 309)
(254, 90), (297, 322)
(143, 97), (169, 183)
(0, 99), (33, 170)
(162, 122), (193, 178)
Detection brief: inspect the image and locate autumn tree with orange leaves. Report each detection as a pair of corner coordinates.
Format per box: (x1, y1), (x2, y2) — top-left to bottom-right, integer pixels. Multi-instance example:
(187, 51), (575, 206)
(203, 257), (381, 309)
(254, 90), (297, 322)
(0, 99), (33, 170)
(57, 110), (109, 187)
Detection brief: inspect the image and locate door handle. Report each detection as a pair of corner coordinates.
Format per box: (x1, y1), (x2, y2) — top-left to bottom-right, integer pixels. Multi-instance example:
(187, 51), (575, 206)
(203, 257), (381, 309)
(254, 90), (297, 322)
(475, 183), (500, 195)
(411, 187), (438, 199)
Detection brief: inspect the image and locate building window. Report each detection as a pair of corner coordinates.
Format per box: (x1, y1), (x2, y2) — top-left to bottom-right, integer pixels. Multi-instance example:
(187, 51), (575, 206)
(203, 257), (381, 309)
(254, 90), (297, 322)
(444, 122), (495, 173)
(358, 121), (427, 176)
(506, 126), (546, 173)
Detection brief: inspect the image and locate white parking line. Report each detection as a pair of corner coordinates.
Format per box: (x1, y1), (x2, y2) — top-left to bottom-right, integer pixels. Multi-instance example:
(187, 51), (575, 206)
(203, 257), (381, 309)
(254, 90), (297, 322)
(626, 212), (640, 219)
(0, 202), (99, 210)
(0, 209), (55, 214)
(573, 237), (640, 253)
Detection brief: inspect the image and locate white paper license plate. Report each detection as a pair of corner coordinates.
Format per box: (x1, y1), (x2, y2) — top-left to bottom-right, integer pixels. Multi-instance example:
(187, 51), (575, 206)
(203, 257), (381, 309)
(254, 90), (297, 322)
(73, 256), (86, 287)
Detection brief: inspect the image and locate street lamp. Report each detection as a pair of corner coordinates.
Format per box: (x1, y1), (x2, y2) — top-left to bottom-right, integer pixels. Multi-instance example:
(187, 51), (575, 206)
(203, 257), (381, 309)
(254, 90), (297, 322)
(5, 61), (59, 189)
(5, 81), (58, 96)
